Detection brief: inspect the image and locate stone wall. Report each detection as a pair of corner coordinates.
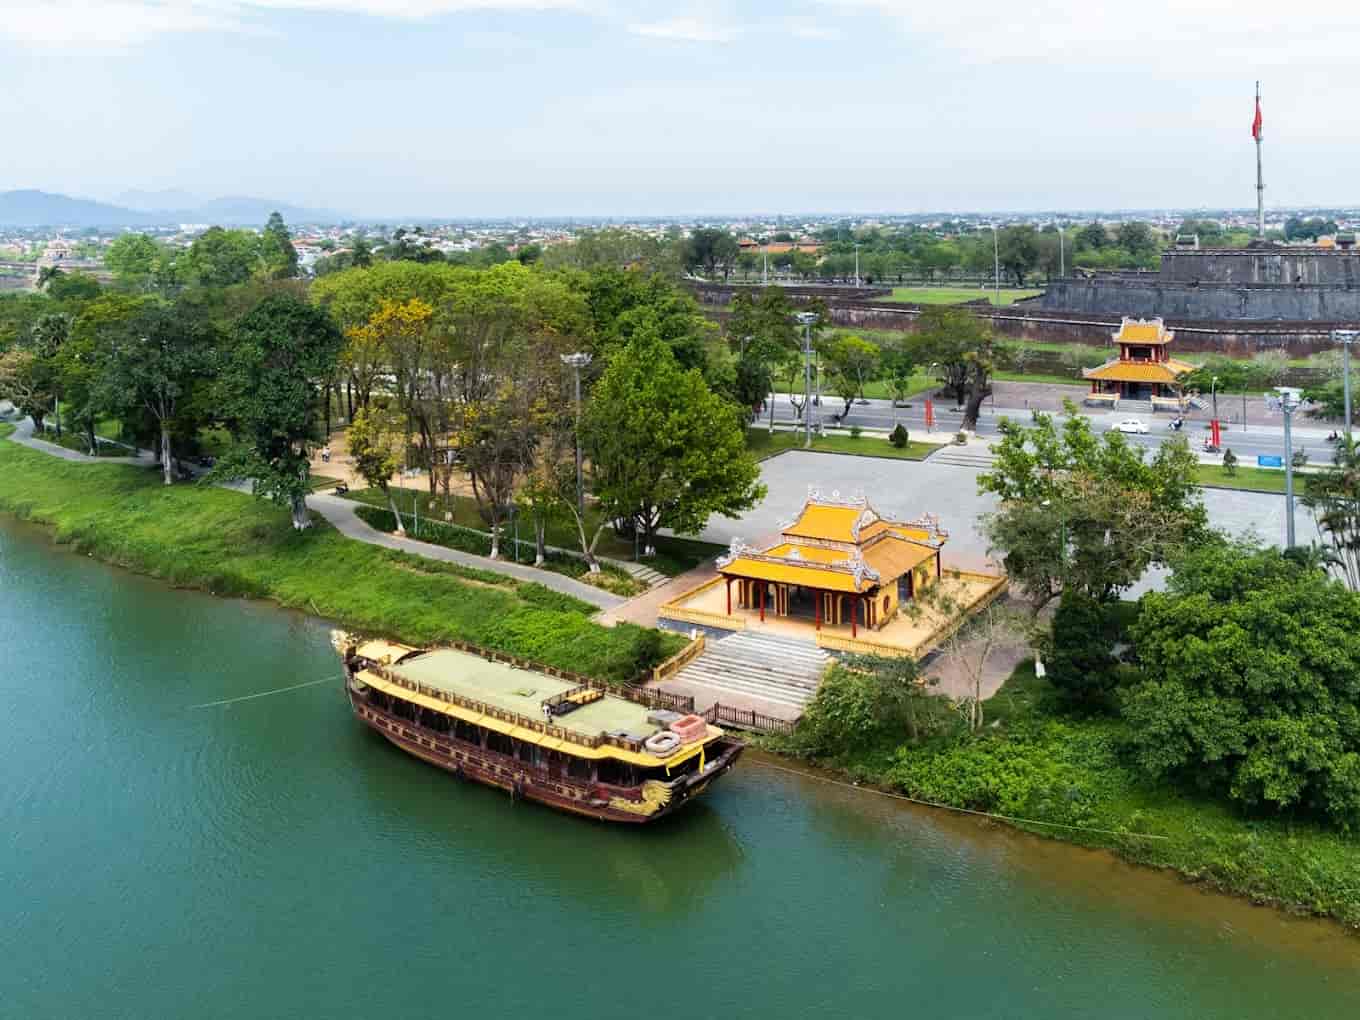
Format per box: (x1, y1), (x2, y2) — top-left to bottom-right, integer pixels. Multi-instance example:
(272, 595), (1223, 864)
(1036, 278), (1360, 321)
(1161, 248), (1360, 286)
(689, 282), (892, 305)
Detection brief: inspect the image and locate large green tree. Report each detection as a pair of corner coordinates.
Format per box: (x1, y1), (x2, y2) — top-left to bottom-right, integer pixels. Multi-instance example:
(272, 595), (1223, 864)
(1123, 540), (1360, 828)
(583, 329), (765, 552)
(914, 306), (995, 430)
(215, 295), (344, 528)
(105, 233), (160, 289)
(979, 406), (1206, 609)
(261, 212), (299, 279)
(184, 227), (262, 288)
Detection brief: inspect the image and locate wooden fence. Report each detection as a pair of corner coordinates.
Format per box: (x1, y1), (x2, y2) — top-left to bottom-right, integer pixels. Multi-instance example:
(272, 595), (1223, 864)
(700, 703), (798, 737)
(652, 634), (705, 684)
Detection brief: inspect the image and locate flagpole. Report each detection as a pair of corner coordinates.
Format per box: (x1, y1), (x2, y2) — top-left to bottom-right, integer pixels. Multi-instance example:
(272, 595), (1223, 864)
(1255, 80), (1265, 238)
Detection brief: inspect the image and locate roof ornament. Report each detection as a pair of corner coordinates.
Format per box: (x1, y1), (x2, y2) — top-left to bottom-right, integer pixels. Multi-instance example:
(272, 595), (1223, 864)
(716, 538), (754, 568)
(847, 551), (881, 589)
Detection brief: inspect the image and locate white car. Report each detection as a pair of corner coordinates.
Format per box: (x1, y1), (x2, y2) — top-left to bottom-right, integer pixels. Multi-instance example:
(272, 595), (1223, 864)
(1112, 418), (1150, 435)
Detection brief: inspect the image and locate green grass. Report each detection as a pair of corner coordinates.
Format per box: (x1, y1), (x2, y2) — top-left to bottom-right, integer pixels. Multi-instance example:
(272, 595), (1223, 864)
(1195, 464), (1291, 493)
(876, 287), (1041, 306)
(744, 428), (936, 461)
(342, 486), (723, 577)
(771, 660), (1360, 930)
(0, 424), (678, 684)
(33, 428), (130, 457)
(350, 503), (645, 597)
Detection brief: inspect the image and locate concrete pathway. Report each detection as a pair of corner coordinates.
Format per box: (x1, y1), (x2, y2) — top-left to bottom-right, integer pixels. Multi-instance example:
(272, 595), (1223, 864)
(7, 416), (156, 467)
(307, 493), (624, 610)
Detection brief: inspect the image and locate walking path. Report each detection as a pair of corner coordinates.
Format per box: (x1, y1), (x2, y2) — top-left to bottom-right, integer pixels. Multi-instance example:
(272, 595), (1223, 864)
(1, 413), (624, 612)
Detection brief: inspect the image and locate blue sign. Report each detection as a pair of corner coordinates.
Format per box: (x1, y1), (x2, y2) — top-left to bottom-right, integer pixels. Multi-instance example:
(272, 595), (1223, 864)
(1257, 455), (1283, 468)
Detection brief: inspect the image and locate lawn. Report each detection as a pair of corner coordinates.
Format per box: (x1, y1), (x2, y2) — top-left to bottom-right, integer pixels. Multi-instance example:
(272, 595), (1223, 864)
(771, 658), (1360, 930)
(745, 427), (936, 461)
(341, 485), (724, 577)
(876, 287), (1042, 306)
(1194, 464), (1305, 494)
(0, 424), (678, 684)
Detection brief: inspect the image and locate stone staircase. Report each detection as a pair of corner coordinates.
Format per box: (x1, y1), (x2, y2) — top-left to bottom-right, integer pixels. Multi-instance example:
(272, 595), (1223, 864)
(927, 443), (997, 469)
(615, 560), (669, 589)
(669, 632), (831, 712)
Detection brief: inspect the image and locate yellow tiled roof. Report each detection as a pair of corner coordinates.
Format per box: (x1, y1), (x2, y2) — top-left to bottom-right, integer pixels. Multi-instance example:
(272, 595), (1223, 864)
(721, 535), (937, 593)
(862, 539), (937, 580)
(720, 556), (866, 593)
(1084, 359), (1192, 383)
(1114, 318), (1173, 343)
(782, 504), (864, 543)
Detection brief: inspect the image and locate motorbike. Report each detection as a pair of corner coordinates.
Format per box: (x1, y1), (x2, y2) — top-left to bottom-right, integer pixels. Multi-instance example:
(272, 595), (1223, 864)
(1169, 417), (1184, 432)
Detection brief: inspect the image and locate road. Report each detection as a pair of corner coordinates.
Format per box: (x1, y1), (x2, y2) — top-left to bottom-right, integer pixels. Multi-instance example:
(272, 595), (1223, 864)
(770, 391), (1339, 465)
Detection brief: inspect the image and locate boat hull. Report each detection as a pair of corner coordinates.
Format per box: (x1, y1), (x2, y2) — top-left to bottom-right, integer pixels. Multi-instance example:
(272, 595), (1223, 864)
(346, 677), (743, 824)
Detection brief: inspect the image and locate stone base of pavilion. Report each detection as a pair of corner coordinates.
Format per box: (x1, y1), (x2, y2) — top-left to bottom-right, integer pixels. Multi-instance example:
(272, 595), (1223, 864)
(658, 569), (1008, 660)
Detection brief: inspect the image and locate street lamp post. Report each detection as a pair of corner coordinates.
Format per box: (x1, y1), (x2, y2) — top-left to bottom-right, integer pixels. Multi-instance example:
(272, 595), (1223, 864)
(1211, 375), (1219, 422)
(991, 224), (1001, 305)
(1334, 329), (1360, 441)
(854, 243), (861, 288)
(796, 312), (818, 449)
(560, 352), (592, 516)
(1276, 386), (1302, 549)
(1058, 226), (1065, 278)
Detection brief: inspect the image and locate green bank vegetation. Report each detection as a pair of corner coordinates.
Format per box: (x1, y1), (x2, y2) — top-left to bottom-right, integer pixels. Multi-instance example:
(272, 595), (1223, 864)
(744, 427), (937, 462)
(877, 286), (1041, 306)
(0, 427), (678, 683)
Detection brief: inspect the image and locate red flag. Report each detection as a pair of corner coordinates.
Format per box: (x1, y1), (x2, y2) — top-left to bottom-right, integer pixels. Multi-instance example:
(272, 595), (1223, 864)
(1252, 97), (1263, 140)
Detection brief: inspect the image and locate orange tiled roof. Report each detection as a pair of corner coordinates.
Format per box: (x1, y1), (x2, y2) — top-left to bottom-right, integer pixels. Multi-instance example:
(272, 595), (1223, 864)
(1084, 358), (1195, 383)
(1113, 317), (1174, 344)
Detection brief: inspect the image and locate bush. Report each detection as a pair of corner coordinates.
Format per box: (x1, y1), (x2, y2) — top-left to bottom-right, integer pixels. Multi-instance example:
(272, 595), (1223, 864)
(889, 423), (909, 448)
(1040, 591), (1120, 702)
(954, 431), (968, 445)
(849, 425), (862, 439)
(799, 657), (947, 754)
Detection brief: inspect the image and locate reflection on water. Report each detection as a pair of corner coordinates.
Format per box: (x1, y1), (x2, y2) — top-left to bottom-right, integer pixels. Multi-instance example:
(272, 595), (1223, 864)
(1, 514), (1357, 1020)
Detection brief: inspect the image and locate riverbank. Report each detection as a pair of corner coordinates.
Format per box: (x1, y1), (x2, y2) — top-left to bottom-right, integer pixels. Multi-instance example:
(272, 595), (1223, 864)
(0, 424), (678, 683)
(757, 662), (1360, 931)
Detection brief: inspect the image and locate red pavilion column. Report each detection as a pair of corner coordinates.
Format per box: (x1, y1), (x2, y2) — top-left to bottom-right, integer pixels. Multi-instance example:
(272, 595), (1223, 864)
(851, 595), (859, 638)
(815, 591), (822, 630)
(725, 578), (731, 615)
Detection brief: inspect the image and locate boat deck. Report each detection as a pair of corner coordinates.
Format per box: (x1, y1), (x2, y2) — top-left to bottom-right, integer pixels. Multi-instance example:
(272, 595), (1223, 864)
(388, 649), (660, 741)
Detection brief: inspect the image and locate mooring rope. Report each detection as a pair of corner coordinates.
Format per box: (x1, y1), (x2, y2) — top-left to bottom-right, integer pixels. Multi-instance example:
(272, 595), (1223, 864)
(191, 674), (337, 710)
(750, 759), (1170, 840)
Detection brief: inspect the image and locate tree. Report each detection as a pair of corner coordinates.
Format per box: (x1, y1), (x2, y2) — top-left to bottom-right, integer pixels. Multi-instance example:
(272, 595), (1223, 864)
(1115, 221), (1158, 257)
(0, 350), (46, 425)
(98, 303), (214, 485)
(347, 405), (406, 535)
(997, 225), (1040, 287)
(726, 287), (798, 429)
(1077, 221), (1109, 250)
(914, 307), (995, 430)
(583, 329), (766, 553)
(260, 212), (299, 279)
(1040, 591), (1120, 701)
(105, 233), (160, 288)
(214, 295), (344, 527)
(798, 655), (943, 753)
(1303, 439), (1360, 590)
(184, 227), (262, 288)
(882, 340), (916, 406)
(979, 406), (1206, 610)
(683, 228), (739, 279)
(822, 334), (880, 419)
(1122, 540), (1360, 828)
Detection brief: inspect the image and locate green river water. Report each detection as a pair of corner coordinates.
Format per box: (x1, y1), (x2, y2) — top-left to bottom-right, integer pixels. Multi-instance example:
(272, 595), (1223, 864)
(1, 515), (1357, 1019)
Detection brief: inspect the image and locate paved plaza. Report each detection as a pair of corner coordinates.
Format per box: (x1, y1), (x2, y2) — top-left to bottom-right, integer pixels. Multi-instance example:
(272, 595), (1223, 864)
(695, 449), (1319, 597)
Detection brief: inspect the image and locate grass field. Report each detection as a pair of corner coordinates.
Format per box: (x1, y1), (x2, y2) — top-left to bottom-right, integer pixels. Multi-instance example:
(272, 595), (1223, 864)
(769, 659), (1360, 930)
(1195, 464), (1292, 493)
(342, 485), (724, 577)
(876, 287), (1042, 306)
(0, 424), (678, 683)
(745, 428), (936, 461)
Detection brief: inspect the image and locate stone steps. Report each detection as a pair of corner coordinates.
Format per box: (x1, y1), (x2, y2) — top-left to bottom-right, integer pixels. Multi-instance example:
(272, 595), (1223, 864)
(669, 632), (831, 711)
(928, 445), (997, 469)
(617, 562), (669, 588)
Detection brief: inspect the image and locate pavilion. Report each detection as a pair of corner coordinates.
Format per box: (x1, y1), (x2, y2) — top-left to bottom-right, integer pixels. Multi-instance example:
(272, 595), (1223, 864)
(714, 492), (947, 638)
(1083, 317), (1196, 412)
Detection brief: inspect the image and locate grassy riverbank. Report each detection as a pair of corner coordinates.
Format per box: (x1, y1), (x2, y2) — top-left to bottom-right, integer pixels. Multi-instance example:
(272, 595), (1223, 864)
(764, 663), (1360, 930)
(0, 424), (678, 683)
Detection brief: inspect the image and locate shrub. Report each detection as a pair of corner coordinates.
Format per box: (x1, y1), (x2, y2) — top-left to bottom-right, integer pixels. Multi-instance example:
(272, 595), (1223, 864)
(889, 423), (909, 448)
(954, 431), (968, 445)
(849, 425), (862, 439)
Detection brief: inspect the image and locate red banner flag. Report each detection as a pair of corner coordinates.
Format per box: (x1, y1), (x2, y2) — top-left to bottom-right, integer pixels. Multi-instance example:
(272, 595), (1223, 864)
(1252, 97), (1263, 140)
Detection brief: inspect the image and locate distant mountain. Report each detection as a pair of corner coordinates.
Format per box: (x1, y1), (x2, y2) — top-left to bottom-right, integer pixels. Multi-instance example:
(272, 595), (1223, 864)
(0, 189), (344, 228)
(114, 187), (201, 213)
(0, 189), (158, 227)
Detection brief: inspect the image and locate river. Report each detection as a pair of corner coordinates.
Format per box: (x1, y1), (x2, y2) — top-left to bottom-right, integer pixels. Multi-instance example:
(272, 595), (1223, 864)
(1, 514), (1356, 1019)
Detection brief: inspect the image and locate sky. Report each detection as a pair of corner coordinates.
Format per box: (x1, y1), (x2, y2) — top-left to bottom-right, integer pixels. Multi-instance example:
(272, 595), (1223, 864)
(3, 1), (1360, 218)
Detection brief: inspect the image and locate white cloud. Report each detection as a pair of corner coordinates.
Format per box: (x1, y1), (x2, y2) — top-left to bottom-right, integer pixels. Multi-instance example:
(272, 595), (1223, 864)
(628, 17), (738, 43)
(782, 17), (840, 41)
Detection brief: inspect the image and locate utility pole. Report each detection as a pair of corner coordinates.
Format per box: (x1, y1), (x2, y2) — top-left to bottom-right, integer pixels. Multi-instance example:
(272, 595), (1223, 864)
(1254, 81), (1265, 239)
(1276, 386), (1301, 548)
(854, 243), (861, 288)
(1058, 226), (1065, 278)
(762, 241), (768, 286)
(796, 312), (818, 449)
(560, 352), (592, 516)
(1335, 329), (1359, 441)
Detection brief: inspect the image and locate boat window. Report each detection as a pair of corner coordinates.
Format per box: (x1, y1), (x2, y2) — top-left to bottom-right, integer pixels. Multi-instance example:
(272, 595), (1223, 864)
(597, 759), (628, 786)
(566, 756), (593, 781)
(454, 719), (481, 744)
(486, 731), (514, 756)
(516, 741), (534, 764)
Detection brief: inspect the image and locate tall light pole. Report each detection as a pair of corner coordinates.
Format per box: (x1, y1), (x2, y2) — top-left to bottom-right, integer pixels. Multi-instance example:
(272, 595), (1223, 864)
(1334, 329), (1359, 441)
(796, 312), (818, 449)
(853, 243), (861, 288)
(560, 352), (592, 516)
(762, 240), (768, 286)
(1058, 226), (1065, 278)
(1276, 386), (1301, 549)
(991, 224), (1001, 305)
(1211, 375), (1219, 422)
